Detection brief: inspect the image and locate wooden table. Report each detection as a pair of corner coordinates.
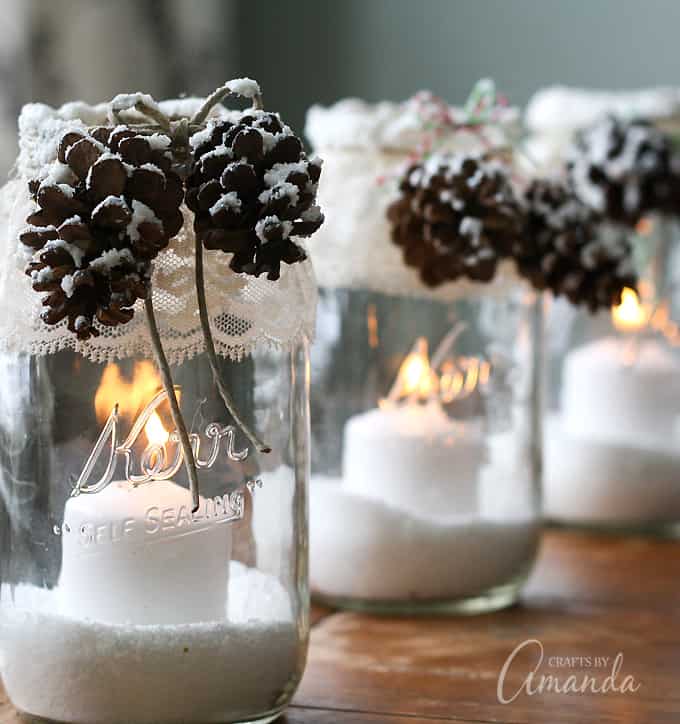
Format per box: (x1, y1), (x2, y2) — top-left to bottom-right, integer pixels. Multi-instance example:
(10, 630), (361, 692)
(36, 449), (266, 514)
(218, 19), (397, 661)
(286, 530), (680, 724)
(1, 530), (678, 723)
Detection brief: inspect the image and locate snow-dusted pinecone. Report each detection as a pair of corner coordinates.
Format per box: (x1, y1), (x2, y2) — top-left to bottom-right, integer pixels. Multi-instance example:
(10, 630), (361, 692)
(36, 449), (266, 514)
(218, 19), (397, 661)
(21, 126), (184, 340)
(386, 153), (525, 286)
(568, 115), (680, 225)
(186, 110), (324, 280)
(519, 179), (637, 311)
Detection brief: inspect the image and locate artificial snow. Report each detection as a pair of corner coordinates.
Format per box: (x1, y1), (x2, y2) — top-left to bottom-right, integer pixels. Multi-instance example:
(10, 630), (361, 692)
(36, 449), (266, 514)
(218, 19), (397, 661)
(459, 216), (483, 240)
(30, 266), (54, 284)
(259, 182), (300, 207)
(227, 78), (261, 99)
(255, 216), (292, 243)
(200, 145), (232, 169)
(189, 122), (216, 150)
(0, 563), (300, 724)
(526, 85), (680, 135)
(263, 162), (308, 187)
(306, 96), (518, 151)
(44, 239), (86, 268)
(89, 248), (135, 272)
(92, 194), (127, 219)
(145, 133), (172, 151)
(209, 191), (242, 217)
(525, 85), (680, 171)
(85, 154), (120, 190)
(110, 92), (161, 115)
(310, 479), (538, 601)
(126, 200), (161, 242)
(259, 126), (294, 154)
(138, 162), (165, 177)
(40, 160), (77, 187)
(60, 274), (75, 298)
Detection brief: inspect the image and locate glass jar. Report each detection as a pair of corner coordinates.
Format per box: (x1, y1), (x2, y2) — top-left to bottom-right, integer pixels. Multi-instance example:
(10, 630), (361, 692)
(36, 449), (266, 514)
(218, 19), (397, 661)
(544, 215), (680, 535)
(0, 343), (310, 724)
(309, 284), (542, 614)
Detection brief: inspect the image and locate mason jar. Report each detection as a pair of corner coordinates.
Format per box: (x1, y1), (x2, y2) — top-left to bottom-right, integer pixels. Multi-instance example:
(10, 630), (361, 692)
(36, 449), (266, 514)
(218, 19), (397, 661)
(544, 215), (680, 535)
(0, 90), (318, 723)
(304, 91), (542, 614)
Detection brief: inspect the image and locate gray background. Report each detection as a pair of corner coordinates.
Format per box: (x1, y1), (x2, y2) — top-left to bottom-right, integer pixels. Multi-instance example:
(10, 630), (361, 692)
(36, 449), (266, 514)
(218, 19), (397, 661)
(237, 0), (680, 134)
(3, 0), (680, 169)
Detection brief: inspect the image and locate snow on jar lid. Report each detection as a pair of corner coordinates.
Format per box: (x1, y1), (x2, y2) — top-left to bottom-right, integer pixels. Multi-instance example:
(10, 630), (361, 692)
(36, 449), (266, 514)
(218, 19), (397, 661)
(305, 81), (520, 153)
(526, 85), (680, 135)
(524, 85), (680, 171)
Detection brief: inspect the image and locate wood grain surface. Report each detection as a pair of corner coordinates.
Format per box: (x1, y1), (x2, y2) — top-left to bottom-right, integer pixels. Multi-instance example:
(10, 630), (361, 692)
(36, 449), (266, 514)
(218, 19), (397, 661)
(2, 530), (678, 723)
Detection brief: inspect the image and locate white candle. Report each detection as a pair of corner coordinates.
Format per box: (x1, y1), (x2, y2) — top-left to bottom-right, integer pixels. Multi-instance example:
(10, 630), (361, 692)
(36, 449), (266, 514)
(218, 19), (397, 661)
(342, 402), (484, 517)
(546, 335), (680, 524)
(561, 337), (680, 446)
(59, 480), (232, 625)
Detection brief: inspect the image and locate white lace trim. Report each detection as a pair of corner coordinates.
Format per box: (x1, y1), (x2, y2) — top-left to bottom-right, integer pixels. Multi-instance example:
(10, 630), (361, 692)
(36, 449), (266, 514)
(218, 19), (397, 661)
(0, 99), (317, 364)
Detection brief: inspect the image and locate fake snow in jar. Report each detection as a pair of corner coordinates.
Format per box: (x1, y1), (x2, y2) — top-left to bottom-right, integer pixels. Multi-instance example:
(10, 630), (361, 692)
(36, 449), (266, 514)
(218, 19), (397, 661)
(0, 78), (324, 724)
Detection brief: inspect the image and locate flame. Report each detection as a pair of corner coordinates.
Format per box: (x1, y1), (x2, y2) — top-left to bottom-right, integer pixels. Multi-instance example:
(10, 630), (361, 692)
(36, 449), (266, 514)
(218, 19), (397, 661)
(635, 217), (654, 236)
(384, 338), (438, 404)
(611, 288), (649, 333)
(402, 344), (433, 397)
(145, 412), (169, 447)
(94, 360), (179, 445)
(384, 336), (489, 406)
(367, 304), (379, 349)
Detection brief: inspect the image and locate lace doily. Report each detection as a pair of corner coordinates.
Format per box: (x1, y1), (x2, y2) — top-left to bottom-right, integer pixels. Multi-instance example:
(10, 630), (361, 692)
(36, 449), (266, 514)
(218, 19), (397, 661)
(0, 100), (317, 364)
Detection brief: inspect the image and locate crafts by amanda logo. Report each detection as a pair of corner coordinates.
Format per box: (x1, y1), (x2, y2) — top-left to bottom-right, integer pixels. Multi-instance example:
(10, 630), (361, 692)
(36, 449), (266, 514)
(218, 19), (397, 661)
(497, 639), (641, 703)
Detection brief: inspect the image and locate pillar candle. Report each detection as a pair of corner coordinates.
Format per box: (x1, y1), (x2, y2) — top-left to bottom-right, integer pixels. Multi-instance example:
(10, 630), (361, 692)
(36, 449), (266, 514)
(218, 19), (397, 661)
(342, 402), (485, 517)
(59, 480), (232, 625)
(546, 336), (680, 523)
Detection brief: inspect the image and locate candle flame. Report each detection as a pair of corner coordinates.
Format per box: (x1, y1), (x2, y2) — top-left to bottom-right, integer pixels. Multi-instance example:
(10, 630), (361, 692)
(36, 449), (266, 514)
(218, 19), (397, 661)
(394, 338), (439, 400)
(611, 288), (649, 333)
(635, 216), (654, 236)
(94, 361), (178, 426)
(384, 335), (490, 406)
(403, 343), (434, 396)
(145, 412), (169, 447)
(367, 303), (379, 349)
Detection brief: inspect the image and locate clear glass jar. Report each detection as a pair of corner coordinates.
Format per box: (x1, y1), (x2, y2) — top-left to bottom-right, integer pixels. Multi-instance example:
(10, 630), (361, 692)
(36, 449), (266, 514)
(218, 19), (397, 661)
(0, 344), (310, 724)
(309, 285), (542, 614)
(544, 216), (680, 535)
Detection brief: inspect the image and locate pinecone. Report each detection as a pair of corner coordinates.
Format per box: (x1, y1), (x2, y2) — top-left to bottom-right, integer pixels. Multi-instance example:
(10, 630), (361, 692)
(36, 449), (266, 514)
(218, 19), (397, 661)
(518, 179), (637, 311)
(21, 126), (184, 340)
(186, 110), (324, 280)
(567, 115), (680, 225)
(386, 153), (525, 287)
